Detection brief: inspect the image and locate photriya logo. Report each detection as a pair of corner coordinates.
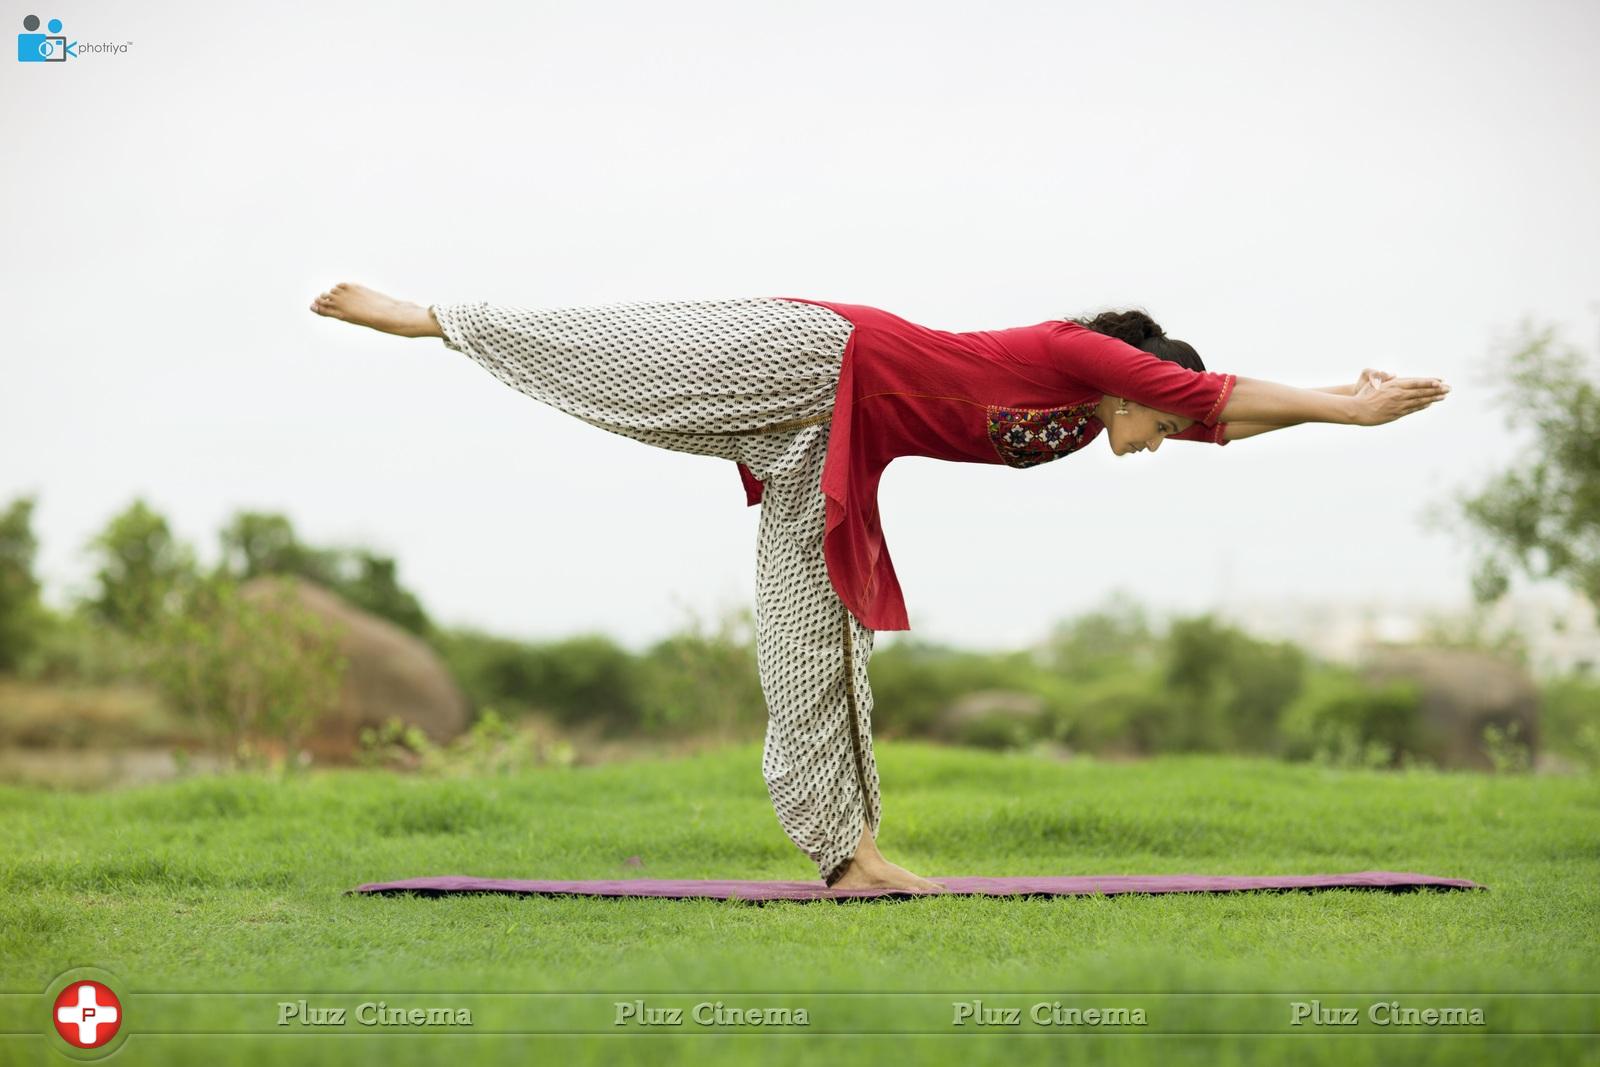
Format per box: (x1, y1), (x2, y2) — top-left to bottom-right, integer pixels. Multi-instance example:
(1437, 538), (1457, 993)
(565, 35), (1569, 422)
(52, 981), (122, 1049)
(17, 14), (72, 61)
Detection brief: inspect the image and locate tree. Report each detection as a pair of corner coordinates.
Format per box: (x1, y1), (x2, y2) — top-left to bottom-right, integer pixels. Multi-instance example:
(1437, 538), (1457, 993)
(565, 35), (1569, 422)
(217, 510), (432, 637)
(219, 511), (340, 582)
(81, 499), (198, 634)
(1162, 614), (1307, 753)
(1427, 316), (1600, 622)
(0, 494), (47, 672)
(1039, 593), (1159, 681)
(336, 550), (431, 637)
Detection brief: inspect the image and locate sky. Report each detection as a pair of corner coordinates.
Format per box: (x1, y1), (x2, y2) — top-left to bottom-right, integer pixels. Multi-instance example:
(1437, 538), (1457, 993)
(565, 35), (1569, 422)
(3, 0), (1597, 653)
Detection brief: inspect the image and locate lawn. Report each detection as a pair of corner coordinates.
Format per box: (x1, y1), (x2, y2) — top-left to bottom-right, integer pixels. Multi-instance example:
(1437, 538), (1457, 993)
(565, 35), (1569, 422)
(2, 744), (1597, 1066)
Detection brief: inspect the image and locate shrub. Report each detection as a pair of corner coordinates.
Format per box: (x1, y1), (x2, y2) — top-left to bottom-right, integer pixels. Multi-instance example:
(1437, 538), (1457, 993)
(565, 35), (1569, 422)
(1162, 615), (1307, 753)
(12, 608), (150, 685)
(871, 638), (1042, 737)
(1482, 720), (1534, 774)
(1538, 673), (1600, 769)
(1045, 673), (1186, 755)
(142, 573), (346, 764)
(358, 709), (577, 776)
(1278, 667), (1424, 766)
(0, 494), (47, 673)
(634, 604), (762, 737)
(433, 627), (646, 735)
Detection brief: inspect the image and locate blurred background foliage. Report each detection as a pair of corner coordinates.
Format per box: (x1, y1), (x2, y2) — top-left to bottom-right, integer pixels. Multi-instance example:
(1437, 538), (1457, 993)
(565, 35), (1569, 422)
(1, 490), (1594, 782)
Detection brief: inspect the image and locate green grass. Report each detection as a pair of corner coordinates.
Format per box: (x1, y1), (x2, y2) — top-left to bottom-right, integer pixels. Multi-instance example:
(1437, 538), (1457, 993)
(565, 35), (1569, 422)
(2, 745), (1597, 1066)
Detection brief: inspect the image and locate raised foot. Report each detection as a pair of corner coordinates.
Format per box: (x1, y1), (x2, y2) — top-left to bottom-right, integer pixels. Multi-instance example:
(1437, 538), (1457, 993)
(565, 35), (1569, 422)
(831, 854), (948, 894)
(309, 281), (439, 338)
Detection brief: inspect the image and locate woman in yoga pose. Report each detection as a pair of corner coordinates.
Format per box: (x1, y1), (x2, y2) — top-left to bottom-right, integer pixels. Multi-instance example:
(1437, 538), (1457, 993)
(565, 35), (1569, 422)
(310, 282), (1449, 894)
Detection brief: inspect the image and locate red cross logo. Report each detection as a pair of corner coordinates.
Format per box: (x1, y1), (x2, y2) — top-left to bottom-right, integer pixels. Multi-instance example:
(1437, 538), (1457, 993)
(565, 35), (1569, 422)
(52, 980), (122, 1048)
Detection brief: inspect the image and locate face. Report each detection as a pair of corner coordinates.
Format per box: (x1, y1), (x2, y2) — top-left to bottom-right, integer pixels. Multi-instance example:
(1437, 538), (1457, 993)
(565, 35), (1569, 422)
(1103, 400), (1195, 456)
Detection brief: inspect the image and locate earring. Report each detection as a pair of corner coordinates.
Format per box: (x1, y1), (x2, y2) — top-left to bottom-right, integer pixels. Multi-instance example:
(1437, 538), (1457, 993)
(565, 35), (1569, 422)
(1115, 399), (1129, 415)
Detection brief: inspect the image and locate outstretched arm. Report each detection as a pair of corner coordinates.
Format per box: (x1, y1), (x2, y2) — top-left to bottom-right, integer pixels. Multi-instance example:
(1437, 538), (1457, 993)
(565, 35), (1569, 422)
(1219, 370), (1449, 428)
(1222, 381), (1357, 441)
(1044, 325), (1449, 437)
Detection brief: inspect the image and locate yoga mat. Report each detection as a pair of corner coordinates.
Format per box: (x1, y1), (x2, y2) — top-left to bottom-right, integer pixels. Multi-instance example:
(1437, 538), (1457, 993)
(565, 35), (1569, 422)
(348, 870), (1486, 902)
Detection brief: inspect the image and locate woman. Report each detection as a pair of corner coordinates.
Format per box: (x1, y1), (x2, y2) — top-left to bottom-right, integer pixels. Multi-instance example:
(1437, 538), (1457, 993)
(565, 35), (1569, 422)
(309, 283), (1450, 894)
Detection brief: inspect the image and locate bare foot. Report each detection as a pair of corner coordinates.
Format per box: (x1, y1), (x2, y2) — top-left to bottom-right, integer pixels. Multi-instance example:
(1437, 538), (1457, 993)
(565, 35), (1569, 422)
(831, 853), (948, 894)
(309, 282), (441, 338)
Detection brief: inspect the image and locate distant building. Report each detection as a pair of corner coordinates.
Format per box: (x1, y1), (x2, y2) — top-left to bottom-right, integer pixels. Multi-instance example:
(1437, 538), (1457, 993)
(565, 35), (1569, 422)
(1211, 587), (1599, 678)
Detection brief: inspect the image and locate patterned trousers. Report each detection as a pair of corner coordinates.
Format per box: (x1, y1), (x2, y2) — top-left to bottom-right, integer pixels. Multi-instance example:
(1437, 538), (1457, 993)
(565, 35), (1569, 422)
(428, 297), (880, 885)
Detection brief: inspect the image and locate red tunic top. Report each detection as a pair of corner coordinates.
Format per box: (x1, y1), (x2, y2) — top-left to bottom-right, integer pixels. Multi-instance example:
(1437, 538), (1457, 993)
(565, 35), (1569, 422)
(736, 298), (1237, 632)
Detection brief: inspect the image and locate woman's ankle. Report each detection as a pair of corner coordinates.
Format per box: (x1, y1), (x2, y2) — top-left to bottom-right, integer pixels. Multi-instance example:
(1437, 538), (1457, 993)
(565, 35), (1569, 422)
(851, 819), (883, 861)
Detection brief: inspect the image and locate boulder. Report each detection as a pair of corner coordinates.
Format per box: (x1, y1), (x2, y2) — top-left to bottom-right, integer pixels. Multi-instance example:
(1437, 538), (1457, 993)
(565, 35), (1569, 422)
(238, 575), (469, 762)
(1356, 645), (1539, 770)
(932, 688), (1047, 749)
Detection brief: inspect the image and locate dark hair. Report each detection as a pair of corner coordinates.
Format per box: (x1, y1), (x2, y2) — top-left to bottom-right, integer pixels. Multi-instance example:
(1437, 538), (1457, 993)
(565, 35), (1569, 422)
(1066, 308), (1205, 372)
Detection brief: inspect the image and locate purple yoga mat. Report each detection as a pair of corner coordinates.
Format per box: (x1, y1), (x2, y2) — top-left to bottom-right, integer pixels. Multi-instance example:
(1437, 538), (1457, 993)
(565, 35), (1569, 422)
(348, 870), (1486, 902)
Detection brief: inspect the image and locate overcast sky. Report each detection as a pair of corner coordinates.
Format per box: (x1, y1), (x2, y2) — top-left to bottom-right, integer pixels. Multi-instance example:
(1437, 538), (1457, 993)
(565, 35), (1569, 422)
(4, 0), (1597, 653)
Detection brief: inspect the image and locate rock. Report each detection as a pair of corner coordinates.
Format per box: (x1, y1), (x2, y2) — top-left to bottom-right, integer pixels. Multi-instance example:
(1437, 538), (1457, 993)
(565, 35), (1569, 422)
(238, 576), (469, 762)
(1355, 645), (1539, 770)
(932, 688), (1047, 749)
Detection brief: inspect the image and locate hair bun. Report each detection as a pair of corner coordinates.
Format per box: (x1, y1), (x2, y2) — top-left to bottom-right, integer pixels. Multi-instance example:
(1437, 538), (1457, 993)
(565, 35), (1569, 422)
(1067, 308), (1165, 348)
(1064, 305), (1205, 372)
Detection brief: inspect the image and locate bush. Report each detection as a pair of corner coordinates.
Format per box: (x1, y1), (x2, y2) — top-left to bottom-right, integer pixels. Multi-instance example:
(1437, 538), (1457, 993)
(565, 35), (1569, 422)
(1277, 667), (1424, 766)
(1482, 720), (1533, 774)
(1162, 615), (1307, 753)
(871, 638), (1043, 737)
(358, 708), (577, 776)
(947, 707), (1043, 751)
(11, 608), (151, 685)
(142, 573), (346, 764)
(1038, 597), (1161, 683)
(0, 494), (47, 673)
(433, 626), (647, 735)
(634, 604), (762, 737)
(1538, 673), (1600, 769)
(1045, 672), (1185, 755)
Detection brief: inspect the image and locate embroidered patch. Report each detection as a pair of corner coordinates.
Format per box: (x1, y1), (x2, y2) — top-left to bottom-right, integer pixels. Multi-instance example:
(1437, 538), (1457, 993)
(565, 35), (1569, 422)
(986, 401), (1098, 468)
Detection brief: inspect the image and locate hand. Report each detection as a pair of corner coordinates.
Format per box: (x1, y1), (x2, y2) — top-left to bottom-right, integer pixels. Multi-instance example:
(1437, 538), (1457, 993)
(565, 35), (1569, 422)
(1349, 374), (1451, 427)
(1353, 367), (1395, 394)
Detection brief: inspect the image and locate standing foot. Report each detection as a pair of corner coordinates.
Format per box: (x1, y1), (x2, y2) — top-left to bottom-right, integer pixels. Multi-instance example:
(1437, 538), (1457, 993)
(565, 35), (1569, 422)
(309, 282), (442, 338)
(831, 854), (948, 894)
(829, 820), (947, 893)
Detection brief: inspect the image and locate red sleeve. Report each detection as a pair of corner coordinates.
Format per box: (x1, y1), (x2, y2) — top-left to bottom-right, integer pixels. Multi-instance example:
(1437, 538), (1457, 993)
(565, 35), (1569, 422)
(737, 461), (764, 506)
(1168, 421), (1230, 445)
(1046, 321), (1236, 427)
